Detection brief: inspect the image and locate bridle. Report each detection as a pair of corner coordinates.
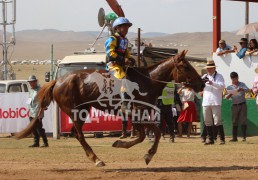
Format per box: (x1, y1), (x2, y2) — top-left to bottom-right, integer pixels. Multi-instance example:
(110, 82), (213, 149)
(125, 58), (196, 85)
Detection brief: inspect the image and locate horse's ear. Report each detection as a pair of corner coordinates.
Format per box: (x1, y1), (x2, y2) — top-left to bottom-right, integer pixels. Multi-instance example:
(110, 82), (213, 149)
(177, 50), (186, 62)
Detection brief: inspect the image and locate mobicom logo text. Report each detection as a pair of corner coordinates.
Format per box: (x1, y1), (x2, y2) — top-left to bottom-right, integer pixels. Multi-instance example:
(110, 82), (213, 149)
(0, 108), (29, 118)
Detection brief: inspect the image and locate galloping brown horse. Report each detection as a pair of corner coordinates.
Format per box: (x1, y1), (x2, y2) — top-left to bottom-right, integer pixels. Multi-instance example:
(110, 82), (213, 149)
(16, 50), (205, 167)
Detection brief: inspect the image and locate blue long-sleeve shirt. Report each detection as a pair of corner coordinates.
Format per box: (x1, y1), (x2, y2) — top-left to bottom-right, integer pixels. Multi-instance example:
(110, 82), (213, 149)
(236, 47), (247, 59)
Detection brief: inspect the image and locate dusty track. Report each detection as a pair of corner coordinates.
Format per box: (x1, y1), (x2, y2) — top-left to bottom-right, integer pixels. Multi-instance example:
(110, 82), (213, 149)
(1, 136), (258, 179)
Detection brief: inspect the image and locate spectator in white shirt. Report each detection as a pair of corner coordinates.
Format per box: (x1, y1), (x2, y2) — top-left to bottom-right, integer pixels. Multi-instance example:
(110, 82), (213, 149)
(201, 60), (225, 145)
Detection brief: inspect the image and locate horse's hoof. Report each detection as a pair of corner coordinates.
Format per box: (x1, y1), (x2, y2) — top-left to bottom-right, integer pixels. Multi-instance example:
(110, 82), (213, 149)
(112, 140), (122, 148)
(144, 154), (153, 165)
(95, 161), (105, 167)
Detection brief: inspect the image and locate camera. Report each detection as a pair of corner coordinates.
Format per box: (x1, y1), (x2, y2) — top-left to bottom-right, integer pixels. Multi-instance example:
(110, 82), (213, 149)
(202, 75), (209, 83)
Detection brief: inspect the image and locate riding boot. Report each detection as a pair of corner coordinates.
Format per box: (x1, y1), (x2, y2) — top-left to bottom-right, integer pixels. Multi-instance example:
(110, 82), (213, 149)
(169, 128), (175, 143)
(41, 133), (49, 147)
(29, 129), (40, 147)
(29, 137), (40, 147)
(241, 125), (247, 142)
(201, 124), (207, 143)
(229, 126), (238, 142)
(169, 126), (175, 143)
(120, 121), (128, 139)
(218, 125), (225, 145)
(213, 125), (218, 142)
(204, 126), (214, 145)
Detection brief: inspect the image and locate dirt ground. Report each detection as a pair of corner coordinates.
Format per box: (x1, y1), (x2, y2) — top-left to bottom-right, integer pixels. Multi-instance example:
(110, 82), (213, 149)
(1, 135), (258, 180)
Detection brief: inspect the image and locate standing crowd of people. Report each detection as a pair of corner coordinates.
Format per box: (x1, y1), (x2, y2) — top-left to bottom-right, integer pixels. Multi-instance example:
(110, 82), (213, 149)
(157, 37), (258, 144)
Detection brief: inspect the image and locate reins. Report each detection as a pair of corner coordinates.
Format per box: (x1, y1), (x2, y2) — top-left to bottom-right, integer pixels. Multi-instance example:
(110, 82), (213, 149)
(125, 59), (183, 85)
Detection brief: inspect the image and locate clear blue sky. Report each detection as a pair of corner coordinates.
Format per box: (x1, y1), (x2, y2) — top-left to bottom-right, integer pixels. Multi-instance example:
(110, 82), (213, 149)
(12, 0), (258, 34)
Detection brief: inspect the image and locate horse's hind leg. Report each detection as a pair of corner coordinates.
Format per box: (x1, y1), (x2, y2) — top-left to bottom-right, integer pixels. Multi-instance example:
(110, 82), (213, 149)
(143, 124), (161, 165)
(73, 120), (105, 167)
(112, 124), (145, 148)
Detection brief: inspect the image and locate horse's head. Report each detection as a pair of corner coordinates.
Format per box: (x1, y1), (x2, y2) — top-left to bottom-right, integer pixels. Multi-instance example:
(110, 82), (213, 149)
(171, 50), (205, 92)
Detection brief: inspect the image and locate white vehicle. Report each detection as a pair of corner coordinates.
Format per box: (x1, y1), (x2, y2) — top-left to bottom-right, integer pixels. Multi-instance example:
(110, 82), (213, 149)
(45, 53), (118, 138)
(54, 53), (106, 79)
(0, 80), (29, 93)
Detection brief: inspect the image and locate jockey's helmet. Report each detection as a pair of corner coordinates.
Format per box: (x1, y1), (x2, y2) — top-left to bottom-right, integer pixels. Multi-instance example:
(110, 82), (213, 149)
(112, 17), (132, 29)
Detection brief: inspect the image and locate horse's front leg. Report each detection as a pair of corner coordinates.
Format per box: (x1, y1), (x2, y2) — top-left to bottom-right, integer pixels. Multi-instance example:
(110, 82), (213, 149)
(143, 123), (161, 165)
(112, 124), (145, 148)
(72, 117), (105, 167)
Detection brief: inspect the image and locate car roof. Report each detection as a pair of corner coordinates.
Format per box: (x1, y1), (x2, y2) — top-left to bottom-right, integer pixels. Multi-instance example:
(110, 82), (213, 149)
(0, 80), (28, 85)
(60, 53), (106, 64)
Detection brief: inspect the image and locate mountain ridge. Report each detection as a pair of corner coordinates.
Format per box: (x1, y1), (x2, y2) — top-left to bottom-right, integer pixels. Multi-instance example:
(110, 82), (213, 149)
(0, 29), (244, 60)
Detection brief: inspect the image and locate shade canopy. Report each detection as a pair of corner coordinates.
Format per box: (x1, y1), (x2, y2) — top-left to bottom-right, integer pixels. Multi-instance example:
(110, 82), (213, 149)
(236, 22), (258, 35)
(229, 0), (258, 2)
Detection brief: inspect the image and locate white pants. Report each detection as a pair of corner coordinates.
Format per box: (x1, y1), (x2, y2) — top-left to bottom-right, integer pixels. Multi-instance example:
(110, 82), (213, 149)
(203, 106), (222, 126)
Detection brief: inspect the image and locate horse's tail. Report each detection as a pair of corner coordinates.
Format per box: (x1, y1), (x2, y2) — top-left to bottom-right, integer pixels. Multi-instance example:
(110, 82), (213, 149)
(37, 80), (57, 108)
(15, 80), (56, 140)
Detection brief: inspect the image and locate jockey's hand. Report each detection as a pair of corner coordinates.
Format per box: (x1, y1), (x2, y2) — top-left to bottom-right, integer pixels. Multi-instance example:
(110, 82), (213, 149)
(107, 61), (115, 68)
(125, 58), (136, 66)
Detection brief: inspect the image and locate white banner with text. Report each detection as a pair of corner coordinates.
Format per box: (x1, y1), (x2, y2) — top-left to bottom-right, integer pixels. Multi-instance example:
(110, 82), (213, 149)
(0, 93), (52, 133)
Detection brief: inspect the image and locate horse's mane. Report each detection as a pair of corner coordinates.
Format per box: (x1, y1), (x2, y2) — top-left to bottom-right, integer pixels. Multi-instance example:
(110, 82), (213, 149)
(126, 53), (183, 80)
(145, 53), (182, 72)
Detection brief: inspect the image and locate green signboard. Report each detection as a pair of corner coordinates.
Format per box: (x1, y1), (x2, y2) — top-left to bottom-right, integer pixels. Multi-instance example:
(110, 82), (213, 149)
(200, 99), (258, 136)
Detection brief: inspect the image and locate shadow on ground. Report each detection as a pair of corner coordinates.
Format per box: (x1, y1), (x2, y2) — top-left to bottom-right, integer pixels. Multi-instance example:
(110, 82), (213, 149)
(107, 166), (258, 173)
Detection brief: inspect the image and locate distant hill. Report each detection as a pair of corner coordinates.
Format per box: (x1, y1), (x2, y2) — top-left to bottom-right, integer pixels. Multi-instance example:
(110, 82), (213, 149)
(0, 29), (243, 60)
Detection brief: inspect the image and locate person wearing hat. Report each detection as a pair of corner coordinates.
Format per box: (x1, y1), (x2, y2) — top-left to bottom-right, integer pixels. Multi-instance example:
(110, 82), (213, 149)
(201, 60), (226, 145)
(226, 72), (249, 142)
(105, 17), (132, 79)
(27, 75), (48, 147)
(216, 40), (234, 56)
(177, 82), (196, 138)
(105, 17), (133, 139)
(234, 38), (248, 59)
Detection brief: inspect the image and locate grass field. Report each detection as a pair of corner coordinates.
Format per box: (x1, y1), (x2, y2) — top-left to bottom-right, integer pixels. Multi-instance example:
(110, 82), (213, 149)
(1, 135), (258, 179)
(11, 64), (52, 84)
